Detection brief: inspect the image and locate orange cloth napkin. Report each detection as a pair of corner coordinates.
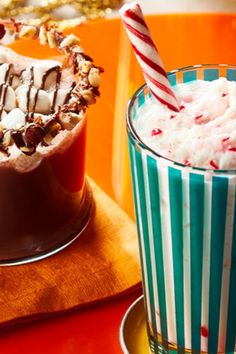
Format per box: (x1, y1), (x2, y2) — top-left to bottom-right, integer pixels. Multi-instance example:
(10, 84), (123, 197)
(0, 178), (141, 330)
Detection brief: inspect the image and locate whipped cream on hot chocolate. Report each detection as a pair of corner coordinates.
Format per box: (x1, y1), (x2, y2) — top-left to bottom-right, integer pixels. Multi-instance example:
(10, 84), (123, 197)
(134, 78), (236, 170)
(0, 20), (102, 167)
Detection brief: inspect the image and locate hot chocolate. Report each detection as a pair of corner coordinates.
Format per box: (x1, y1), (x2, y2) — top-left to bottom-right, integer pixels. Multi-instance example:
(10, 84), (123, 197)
(0, 20), (102, 264)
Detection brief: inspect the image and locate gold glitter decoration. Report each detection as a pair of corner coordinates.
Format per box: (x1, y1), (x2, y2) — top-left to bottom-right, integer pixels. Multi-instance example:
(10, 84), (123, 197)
(0, 0), (123, 27)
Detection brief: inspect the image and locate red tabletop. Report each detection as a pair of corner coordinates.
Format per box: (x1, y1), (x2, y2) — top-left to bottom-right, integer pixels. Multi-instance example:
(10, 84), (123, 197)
(0, 288), (142, 354)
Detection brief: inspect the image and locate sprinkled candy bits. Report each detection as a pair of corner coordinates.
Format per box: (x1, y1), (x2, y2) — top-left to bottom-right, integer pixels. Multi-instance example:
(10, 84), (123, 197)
(0, 20), (103, 157)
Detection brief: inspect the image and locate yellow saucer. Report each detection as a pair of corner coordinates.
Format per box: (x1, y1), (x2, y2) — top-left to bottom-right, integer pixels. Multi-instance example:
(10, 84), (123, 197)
(120, 295), (150, 354)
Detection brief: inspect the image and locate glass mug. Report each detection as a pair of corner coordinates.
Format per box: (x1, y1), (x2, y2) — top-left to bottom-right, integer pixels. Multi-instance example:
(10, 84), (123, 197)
(0, 34), (93, 266)
(127, 64), (236, 353)
(113, 0), (236, 219)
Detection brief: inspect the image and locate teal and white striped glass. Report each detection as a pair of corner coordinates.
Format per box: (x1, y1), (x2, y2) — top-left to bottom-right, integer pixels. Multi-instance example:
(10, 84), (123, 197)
(127, 65), (236, 354)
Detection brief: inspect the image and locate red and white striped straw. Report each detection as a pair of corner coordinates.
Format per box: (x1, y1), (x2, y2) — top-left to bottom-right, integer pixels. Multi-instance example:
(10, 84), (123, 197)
(119, 2), (179, 112)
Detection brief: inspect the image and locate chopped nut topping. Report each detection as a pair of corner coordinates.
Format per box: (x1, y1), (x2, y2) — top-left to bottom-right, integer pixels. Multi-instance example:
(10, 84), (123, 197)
(60, 34), (80, 48)
(79, 60), (92, 74)
(19, 25), (37, 40)
(2, 130), (12, 147)
(88, 68), (100, 87)
(79, 89), (96, 104)
(43, 120), (61, 145)
(47, 30), (57, 48)
(59, 113), (82, 131)
(45, 119), (61, 136)
(39, 26), (47, 45)
(20, 145), (35, 155)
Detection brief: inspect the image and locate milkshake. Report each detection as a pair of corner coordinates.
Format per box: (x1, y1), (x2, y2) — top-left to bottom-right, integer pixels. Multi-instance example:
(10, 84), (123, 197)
(127, 65), (236, 353)
(0, 21), (102, 264)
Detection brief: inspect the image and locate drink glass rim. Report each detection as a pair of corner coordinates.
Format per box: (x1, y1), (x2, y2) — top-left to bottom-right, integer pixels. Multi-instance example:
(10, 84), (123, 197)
(126, 63), (236, 174)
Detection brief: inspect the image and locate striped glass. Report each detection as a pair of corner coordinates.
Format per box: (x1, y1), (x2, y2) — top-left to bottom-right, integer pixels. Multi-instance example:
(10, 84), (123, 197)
(127, 65), (236, 354)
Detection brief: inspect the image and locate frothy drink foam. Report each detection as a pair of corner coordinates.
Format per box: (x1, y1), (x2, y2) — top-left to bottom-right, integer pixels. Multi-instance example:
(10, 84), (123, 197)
(134, 77), (236, 170)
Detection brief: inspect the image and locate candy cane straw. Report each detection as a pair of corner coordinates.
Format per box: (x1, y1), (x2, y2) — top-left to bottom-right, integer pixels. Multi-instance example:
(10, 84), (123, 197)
(119, 2), (179, 112)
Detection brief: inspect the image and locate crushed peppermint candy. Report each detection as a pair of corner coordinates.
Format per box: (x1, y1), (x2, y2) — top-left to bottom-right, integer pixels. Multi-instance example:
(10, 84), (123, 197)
(151, 128), (162, 136)
(201, 326), (209, 338)
(184, 160), (192, 166)
(195, 114), (203, 121)
(210, 160), (219, 169)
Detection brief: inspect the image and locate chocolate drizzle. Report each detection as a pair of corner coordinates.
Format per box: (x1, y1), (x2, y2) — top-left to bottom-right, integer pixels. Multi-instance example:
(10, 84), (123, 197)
(41, 65), (60, 90)
(26, 66), (34, 122)
(30, 88), (40, 122)
(25, 66), (64, 120)
(63, 81), (76, 106)
(2, 85), (8, 110)
(9, 69), (23, 88)
(0, 84), (8, 118)
(4, 64), (12, 83)
(0, 64), (68, 120)
(46, 66), (62, 113)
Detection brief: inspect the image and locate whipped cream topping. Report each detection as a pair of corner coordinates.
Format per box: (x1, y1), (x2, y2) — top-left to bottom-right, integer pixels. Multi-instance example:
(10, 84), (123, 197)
(134, 78), (236, 170)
